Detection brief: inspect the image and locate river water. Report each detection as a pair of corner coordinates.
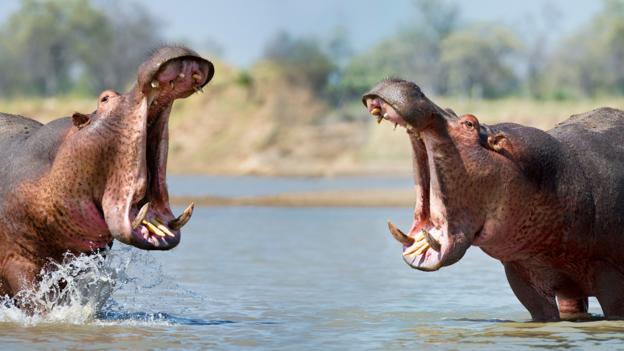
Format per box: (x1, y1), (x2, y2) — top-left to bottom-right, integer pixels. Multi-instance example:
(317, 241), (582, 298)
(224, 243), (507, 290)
(0, 177), (621, 350)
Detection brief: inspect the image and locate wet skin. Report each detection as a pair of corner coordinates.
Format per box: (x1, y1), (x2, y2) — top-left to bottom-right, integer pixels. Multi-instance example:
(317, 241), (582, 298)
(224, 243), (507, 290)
(0, 46), (214, 300)
(364, 78), (624, 322)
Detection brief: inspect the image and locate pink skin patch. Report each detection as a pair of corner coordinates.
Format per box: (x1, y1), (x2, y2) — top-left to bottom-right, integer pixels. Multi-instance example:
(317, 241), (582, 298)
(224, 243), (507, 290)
(66, 202), (112, 251)
(365, 97), (409, 128)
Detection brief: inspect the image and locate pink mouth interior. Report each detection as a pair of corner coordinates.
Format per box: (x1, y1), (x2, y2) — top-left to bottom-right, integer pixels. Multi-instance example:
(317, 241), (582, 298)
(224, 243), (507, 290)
(126, 58), (209, 249)
(366, 96), (449, 270)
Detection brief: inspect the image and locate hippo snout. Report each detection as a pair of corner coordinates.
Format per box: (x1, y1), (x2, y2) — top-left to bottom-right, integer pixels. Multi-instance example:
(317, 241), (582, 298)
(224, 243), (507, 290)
(137, 46), (215, 96)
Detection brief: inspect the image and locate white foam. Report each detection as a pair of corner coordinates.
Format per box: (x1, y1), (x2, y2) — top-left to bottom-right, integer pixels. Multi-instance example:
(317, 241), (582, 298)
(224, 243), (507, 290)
(0, 246), (148, 325)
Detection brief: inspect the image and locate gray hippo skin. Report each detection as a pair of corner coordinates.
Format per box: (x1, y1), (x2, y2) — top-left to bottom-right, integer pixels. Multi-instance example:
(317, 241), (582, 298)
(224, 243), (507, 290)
(363, 78), (624, 321)
(0, 46), (214, 300)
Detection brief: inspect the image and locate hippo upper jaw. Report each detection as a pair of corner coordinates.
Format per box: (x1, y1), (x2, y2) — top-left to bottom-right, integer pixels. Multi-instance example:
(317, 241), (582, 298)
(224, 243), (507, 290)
(364, 79), (486, 271)
(98, 47), (211, 251)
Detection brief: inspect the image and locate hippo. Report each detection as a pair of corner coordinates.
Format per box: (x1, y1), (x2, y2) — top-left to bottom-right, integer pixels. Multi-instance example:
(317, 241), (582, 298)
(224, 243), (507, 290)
(363, 78), (624, 322)
(0, 46), (214, 301)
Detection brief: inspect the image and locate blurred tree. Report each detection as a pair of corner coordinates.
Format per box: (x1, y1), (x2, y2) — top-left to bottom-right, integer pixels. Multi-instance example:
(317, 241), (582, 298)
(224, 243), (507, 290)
(262, 31), (335, 95)
(543, 0), (624, 98)
(0, 0), (161, 96)
(441, 24), (523, 98)
(83, 0), (162, 93)
(0, 0), (109, 95)
(337, 0), (459, 101)
(325, 26), (353, 69)
(324, 26), (354, 106)
(522, 2), (562, 98)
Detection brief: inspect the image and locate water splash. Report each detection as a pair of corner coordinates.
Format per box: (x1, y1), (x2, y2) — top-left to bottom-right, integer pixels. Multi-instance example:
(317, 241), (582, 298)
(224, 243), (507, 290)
(0, 246), (166, 325)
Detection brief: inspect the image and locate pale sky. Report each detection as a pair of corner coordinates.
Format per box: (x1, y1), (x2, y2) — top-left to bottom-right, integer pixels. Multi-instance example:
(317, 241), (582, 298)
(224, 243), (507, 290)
(0, 0), (602, 66)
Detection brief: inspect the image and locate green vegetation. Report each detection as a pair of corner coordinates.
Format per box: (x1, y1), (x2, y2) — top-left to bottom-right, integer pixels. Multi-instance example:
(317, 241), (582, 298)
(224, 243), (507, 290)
(2, 0), (624, 101)
(0, 0), (623, 175)
(0, 0), (160, 96)
(336, 0), (624, 102)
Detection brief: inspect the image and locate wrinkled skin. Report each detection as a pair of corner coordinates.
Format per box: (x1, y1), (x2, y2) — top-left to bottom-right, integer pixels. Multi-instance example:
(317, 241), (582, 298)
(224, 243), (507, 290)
(363, 78), (624, 322)
(0, 46), (214, 300)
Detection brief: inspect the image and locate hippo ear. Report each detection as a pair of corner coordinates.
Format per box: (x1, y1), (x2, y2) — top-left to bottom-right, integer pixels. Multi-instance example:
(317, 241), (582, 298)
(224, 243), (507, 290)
(487, 133), (513, 155)
(72, 112), (91, 129)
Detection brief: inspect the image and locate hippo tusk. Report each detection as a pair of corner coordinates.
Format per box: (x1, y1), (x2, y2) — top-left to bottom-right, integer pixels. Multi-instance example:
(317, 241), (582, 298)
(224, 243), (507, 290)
(387, 220), (415, 246)
(192, 73), (202, 82)
(132, 202), (150, 229)
(423, 228), (441, 252)
(150, 80), (159, 88)
(169, 203), (194, 230)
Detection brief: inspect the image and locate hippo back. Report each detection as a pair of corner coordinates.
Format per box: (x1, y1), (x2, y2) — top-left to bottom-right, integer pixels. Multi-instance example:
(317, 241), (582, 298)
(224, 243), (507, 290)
(0, 113), (42, 144)
(548, 107), (624, 253)
(0, 113), (72, 201)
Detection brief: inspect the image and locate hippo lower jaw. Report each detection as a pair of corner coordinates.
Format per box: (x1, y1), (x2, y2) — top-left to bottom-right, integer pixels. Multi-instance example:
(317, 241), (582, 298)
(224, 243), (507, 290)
(366, 97), (475, 271)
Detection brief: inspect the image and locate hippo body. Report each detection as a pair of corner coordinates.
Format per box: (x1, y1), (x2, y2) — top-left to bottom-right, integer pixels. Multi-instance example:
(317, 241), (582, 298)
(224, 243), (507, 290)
(363, 79), (624, 321)
(0, 46), (213, 301)
(488, 108), (624, 321)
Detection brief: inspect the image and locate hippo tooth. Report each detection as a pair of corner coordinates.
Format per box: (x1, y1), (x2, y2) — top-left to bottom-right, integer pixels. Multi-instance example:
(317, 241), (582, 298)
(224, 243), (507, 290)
(169, 203), (194, 230)
(423, 228), (441, 252)
(154, 219), (176, 238)
(151, 80), (159, 88)
(413, 232), (425, 243)
(376, 115), (383, 124)
(413, 243), (430, 256)
(387, 220), (415, 246)
(192, 73), (202, 82)
(179, 73), (185, 79)
(131, 202), (150, 229)
(394, 123), (398, 130)
(371, 107), (381, 116)
(404, 240), (429, 256)
(170, 81), (175, 89)
(143, 219), (167, 237)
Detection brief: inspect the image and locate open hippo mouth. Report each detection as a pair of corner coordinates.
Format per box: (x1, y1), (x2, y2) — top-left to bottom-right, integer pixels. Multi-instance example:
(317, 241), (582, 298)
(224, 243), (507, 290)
(103, 48), (214, 251)
(362, 94), (469, 271)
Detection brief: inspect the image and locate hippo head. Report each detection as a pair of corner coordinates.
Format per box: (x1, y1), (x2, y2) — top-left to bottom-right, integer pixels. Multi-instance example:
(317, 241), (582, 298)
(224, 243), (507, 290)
(51, 46), (214, 251)
(363, 78), (517, 271)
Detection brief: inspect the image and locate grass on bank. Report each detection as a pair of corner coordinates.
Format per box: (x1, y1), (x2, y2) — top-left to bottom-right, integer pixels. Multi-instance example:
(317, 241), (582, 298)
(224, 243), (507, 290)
(1, 92), (622, 176)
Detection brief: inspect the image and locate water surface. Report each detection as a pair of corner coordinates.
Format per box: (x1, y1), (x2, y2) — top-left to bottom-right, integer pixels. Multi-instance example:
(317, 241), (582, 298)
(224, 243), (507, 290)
(167, 175), (413, 197)
(0, 178), (619, 350)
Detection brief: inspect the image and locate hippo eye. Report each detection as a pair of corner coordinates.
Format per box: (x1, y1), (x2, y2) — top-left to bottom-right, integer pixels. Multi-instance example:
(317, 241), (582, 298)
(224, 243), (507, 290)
(463, 120), (474, 129)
